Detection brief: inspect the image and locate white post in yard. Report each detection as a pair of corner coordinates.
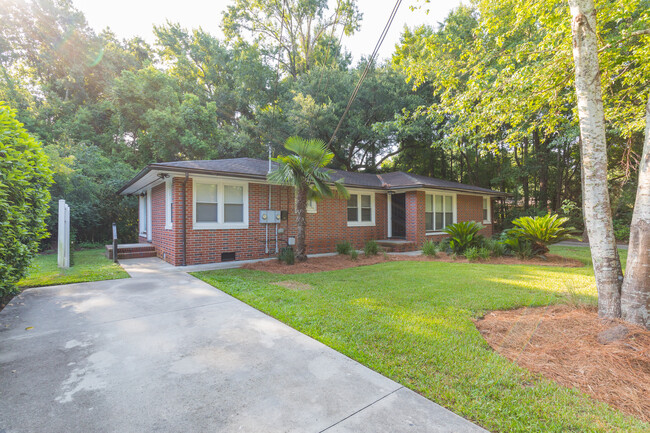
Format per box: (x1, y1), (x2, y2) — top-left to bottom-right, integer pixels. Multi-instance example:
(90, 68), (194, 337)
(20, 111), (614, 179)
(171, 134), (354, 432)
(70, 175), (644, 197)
(57, 199), (70, 269)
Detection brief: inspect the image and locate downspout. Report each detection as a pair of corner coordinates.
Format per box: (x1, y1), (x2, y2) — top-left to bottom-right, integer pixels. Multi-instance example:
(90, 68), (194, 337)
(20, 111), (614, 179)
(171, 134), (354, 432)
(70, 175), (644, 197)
(182, 172), (188, 266)
(267, 145), (272, 254)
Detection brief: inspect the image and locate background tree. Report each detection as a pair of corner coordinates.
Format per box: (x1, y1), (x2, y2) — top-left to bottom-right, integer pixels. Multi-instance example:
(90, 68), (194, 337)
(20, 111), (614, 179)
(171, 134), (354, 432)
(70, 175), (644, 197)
(268, 136), (348, 261)
(222, 0), (361, 78)
(0, 103), (53, 296)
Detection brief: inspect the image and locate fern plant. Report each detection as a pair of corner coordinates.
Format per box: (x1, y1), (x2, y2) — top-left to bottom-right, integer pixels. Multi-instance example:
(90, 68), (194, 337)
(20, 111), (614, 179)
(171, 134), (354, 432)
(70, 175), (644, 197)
(443, 221), (484, 254)
(509, 214), (579, 255)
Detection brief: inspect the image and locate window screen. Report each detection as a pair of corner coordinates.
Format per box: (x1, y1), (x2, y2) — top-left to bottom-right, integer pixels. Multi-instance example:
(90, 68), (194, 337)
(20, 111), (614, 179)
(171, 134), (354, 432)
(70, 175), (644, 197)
(196, 183), (218, 222)
(425, 195), (434, 231)
(347, 194), (358, 222)
(360, 195), (372, 221)
(224, 185), (244, 223)
(483, 198), (489, 221)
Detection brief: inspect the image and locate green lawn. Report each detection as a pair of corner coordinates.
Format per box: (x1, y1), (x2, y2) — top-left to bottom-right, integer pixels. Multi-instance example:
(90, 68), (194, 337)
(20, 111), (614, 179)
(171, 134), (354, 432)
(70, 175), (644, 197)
(192, 246), (645, 433)
(18, 247), (129, 288)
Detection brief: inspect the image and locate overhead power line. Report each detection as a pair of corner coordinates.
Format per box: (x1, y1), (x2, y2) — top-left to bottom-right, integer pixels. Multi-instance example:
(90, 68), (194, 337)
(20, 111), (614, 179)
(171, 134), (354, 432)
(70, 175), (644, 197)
(327, 0), (403, 147)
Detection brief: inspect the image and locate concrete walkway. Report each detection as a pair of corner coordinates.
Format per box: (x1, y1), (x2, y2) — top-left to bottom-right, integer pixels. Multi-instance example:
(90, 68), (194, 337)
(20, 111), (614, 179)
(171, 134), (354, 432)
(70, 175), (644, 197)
(0, 258), (486, 433)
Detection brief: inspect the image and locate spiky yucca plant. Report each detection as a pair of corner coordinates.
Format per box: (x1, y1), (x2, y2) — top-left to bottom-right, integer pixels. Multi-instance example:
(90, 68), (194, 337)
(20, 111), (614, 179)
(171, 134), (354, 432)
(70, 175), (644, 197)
(509, 214), (580, 255)
(442, 221), (484, 254)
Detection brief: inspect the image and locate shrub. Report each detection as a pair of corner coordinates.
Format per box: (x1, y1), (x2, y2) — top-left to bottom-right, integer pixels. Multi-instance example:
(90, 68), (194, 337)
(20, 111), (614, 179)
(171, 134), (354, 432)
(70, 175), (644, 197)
(350, 250), (358, 260)
(501, 233), (534, 259)
(364, 240), (379, 256)
(478, 247), (491, 260)
(484, 238), (506, 257)
(278, 246), (295, 265)
(336, 241), (353, 255)
(464, 247), (480, 262)
(509, 214), (579, 255)
(0, 104), (53, 297)
(613, 219), (631, 241)
(422, 240), (439, 257)
(443, 221), (484, 254)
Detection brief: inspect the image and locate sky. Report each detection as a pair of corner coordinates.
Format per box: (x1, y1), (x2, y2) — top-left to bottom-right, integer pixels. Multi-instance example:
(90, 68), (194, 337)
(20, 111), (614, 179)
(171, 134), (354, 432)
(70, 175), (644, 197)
(72, 0), (462, 63)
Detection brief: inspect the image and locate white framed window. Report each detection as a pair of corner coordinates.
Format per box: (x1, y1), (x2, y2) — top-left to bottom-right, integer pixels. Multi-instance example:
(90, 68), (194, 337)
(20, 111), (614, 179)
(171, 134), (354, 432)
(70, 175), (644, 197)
(306, 198), (317, 214)
(425, 193), (456, 232)
(139, 193), (148, 236)
(483, 197), (491, 223)
(294, 195), (317, 213)
(165, 179), (173, 230)
(192, 177), (248, 229)
(347, 192), (375, 227)
(146, 189), (152, 241)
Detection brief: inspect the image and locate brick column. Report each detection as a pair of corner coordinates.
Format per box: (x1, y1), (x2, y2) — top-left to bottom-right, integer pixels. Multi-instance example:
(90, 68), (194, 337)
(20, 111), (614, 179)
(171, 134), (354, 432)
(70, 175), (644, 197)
(405, 191), (425, 245)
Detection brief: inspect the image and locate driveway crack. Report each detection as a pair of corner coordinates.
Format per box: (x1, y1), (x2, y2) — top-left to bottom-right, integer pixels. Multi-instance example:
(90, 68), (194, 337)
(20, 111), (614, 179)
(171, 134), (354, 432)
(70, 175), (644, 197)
(318, 386), (404, 432)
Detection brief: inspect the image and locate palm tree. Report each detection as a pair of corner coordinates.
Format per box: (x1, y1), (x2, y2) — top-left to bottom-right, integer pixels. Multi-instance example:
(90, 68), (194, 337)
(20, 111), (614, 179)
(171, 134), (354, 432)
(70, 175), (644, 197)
(268, 136), (349, 262)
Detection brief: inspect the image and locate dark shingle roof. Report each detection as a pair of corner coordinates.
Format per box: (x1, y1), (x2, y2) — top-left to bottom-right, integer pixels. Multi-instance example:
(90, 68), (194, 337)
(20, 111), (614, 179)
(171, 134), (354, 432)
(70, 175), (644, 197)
(379, 171), (498, 194)
(120, 157), (504, 196)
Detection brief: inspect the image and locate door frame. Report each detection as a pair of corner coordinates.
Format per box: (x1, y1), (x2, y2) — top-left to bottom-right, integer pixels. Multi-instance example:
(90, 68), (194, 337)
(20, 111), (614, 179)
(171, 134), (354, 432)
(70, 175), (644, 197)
(388, 192), (406, 238)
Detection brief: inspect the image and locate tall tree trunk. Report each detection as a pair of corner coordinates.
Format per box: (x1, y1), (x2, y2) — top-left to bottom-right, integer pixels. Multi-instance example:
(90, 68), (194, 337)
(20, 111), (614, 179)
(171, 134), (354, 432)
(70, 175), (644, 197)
(621, 95), (650, 328)
(523, 137), (530, 209)
(295, 185), (308, 261)
(568, 0), (623, 319)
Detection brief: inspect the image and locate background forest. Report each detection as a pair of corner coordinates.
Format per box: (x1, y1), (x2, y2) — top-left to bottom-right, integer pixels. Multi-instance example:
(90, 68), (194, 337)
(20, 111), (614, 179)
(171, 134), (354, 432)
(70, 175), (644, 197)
(1, 0), (646, 246)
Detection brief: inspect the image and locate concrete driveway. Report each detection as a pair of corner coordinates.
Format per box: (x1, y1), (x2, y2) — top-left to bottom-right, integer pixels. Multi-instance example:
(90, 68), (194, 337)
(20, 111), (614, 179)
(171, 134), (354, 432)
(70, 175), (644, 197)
(0, 260), (486, 433)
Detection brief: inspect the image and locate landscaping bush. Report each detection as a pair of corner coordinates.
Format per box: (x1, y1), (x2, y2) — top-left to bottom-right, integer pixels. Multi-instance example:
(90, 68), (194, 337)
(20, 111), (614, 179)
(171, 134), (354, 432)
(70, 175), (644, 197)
(484, 238), (506, 257)
(364, 240), (379, 256)
(478, 247), (491, 260)
(613, 219), (631, 241)
(349, 250), (358, 260)
(336, 241), (353, 255)
(0, 103), (53, 297)
(509, 214), (579, 255)
(501, 232), (534, 259)
(278, 246), (295, 265)
(443, 221), (484, 254)
(421, 240), (439, 257)
(464, 247), (480, 262)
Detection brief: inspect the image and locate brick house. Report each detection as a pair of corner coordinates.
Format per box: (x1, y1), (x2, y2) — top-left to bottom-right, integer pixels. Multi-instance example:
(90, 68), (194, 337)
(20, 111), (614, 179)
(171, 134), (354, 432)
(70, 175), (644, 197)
(117, 158), (504, 266)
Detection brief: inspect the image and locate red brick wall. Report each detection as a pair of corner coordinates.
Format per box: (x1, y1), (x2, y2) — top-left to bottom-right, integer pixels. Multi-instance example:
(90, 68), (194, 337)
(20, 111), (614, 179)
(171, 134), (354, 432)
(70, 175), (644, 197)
(139, 176), (491, 265)
(405, 191), (426, 245)
(153, 178), (388, 266)
(456, 194), (493, 237)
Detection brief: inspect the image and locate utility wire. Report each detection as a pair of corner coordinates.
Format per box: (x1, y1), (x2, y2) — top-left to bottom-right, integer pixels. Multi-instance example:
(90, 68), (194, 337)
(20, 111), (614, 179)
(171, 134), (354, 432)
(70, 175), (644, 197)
(326, 0), (403, 147)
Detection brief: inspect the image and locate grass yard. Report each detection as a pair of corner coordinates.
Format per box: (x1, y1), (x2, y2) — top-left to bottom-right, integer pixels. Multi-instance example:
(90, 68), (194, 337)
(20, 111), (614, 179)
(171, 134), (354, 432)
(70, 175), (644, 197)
(18, 247), (129, 288)
(192, 246), (647, 433)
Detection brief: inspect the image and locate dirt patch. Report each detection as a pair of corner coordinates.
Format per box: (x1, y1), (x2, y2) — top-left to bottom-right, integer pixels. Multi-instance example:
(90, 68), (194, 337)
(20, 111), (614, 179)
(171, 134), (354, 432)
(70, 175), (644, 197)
(475, 305), (650, 422)
(271, 280), (314, 291)
(242, 253), (583, 274)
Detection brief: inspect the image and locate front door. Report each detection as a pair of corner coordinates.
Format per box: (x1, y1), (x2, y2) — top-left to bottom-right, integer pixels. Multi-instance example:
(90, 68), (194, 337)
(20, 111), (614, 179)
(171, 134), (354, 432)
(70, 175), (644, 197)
(391, 193), (406, 238)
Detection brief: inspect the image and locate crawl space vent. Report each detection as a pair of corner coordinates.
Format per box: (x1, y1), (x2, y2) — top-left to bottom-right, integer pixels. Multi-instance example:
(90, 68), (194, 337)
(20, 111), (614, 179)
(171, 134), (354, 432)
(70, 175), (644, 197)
(221, 252), (236, 262)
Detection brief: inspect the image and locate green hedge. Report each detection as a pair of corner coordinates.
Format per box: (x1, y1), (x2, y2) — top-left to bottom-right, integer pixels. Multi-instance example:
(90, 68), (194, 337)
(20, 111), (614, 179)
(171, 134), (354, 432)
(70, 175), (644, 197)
(0, 103), (53, 296)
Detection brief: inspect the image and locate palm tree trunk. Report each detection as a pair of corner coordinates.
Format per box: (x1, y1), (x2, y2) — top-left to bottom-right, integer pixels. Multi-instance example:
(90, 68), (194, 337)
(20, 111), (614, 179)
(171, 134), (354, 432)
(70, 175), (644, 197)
(568, 0), (623, 319)
(295, 185), (308, 261)
(621, 95), (650, 328)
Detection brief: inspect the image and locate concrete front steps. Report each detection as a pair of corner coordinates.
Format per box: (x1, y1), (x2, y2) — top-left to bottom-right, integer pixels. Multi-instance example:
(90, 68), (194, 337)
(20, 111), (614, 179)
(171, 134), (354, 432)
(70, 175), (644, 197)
(106, 243), (156, 260)
(376, 239), (418, 253)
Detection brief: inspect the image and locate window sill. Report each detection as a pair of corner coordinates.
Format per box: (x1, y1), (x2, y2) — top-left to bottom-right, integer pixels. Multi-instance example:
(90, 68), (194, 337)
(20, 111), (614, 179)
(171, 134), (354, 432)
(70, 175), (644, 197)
(165, 225), (173, 230)
(193, 222), (249, 230)
(483, 220), (491, 225)
(425, 231), (447, 236)
(347, 221), (375, 227)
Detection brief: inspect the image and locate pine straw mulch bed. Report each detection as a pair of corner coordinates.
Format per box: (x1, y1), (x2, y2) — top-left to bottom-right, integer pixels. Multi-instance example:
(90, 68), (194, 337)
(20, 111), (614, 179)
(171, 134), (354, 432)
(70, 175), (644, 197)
(242, 252), (583, 274)
(475, 305), (650, 422)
